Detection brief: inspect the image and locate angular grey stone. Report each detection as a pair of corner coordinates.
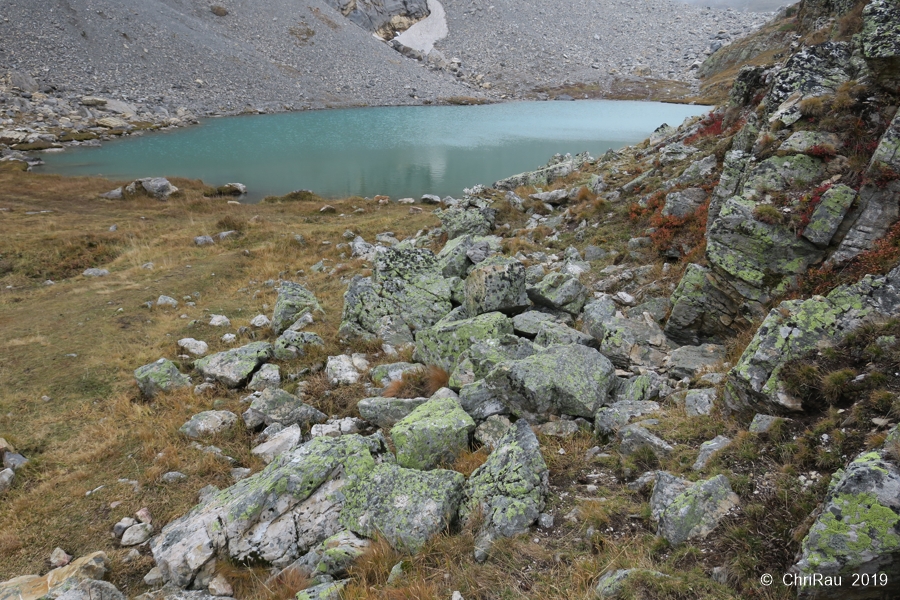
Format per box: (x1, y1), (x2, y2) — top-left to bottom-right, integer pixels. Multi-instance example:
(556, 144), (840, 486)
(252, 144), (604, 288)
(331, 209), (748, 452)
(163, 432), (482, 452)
(667, 344), (726, 380)
(414, 311), (513, 372)
(177, 338), (209, 357)
(140, 177), (179, 200)
(339, 462), (465, 553)
(134, 358), (191, 398)
(464, 256), (529, 317)
(649, 473), (692, 520)
(250, 424), (304, 463)
(0, 468), (14, 494)
(474, 415), (512, 450)
(618, 424), (674, 458)
(672, 388), (717, 417)
(242, 388), (326, 430)
(273, 330), (324, 361)
(801, 184), (856, 248)
(272, 282), (322, 335)
(595, 401), (661, 437)
(194, 342), (272, 388)
(662, 187), (707, 218)
(121, 522), (153, 546)
(194, 236), (215, 246)
(438, 207), (493, 239)
(657, 475), (739, 546)
(357, 396), (429, 429)
(179, 411), (238, 440)
(749, 414), (785, 433)
(483, 344), (616, 420)
(533, 320), (598, 349)
(526, 271), (589, 315)
(280, 530), (368, 586)
(55, 579), (125, 600)
(461, 421), (548, 559)
(369, 362), (422, 387)
(82, 268), (110, 277)
(248, 363), (280, 391)
(535, 420), (581, 437)
(391, 395), (475, 470)
(692, 436), (732, 471)
(511, 310), (563, 338)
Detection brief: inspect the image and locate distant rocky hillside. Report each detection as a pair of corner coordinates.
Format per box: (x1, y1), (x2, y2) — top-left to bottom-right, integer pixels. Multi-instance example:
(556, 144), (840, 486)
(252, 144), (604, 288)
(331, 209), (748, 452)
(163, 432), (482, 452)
(0, 0), (766, 114)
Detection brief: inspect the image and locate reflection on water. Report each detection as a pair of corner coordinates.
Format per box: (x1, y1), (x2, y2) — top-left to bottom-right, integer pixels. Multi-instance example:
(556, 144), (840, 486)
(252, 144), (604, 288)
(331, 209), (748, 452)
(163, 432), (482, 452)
(40, 100), (708, 202)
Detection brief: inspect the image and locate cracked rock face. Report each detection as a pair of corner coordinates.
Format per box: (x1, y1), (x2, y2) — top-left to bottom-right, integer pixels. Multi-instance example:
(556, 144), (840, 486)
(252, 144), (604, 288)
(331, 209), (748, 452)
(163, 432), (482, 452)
(193, 342), (273, 388)
(271, 282), (322, 335)
(461, 420), (548, 544)
(134, 358), (191, 398)
(391, 395), (475, 470)
(150, 435), (387, 587)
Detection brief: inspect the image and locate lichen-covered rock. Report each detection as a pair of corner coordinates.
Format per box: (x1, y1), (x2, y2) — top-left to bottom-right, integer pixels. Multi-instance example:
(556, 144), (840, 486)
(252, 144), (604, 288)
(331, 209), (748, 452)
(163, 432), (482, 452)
(339, 463), (465, 553)
(357, 396), (429, 429)
(533, 320), (598, 349)
(595, 569), (671, 598)
(134, 359), (191, 397)
(662, 187), (707, 218)
(674, 388), (718, 417)
(483, 344), (616, 420)
(692, 436), (732, 471)
(581, 296), (670, 369)
(248, 363), (280, 391)
(271, 282), (323, 335)
(461, 420), (548, 561)
(793, 451), (900, 600)
(437, 207), (493, 239)
(251, 424), (305, 463)
(618, 424), (675, 458)
(649, 472), (694, 521)
(150, 435), (386, 587)
(594, 401), (661, 437)
(663, 263), (747, 345)
(830, 108), (900, 264)
(414, 311), (513, 372)
(464, 256), (529, 316)
(726, 265), (900, 412)
(295, 579), (347, 600)
(527, 271), (589, 315)
(242, 388), (326, 430)
(449, 335), (538, 389)
(614, 373), (665, 404)
(707, 194), (826, 300)
(666, 343), (726, 380)
(511, 310), (565, 338)
(709, 150), (749, 227)
(280, 530), (369, 586)
(657, 475), (739, 546)
(194, 342), (272, 388)
(272, 331), (324, 361)
(339, 248), (452, 339)
(179, 411), (238, 440)
(391, 396), (475, 470)
(53, 579), (124, 600)
(801, 184), (857, 248)
(861, 0), (900, 92)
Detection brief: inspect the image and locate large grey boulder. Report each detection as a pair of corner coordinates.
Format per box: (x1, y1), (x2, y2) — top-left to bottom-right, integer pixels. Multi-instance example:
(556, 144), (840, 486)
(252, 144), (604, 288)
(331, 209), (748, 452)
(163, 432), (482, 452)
(657, 475), (739, 546)
(527, 272), (589, 315)
(793, 450), (900, 600)
(54, 579), (125, 600)
(179, 411), (237, 440)
(241, 388), (327, 430)
(339, 248), (452, 339)
(464, 256), (529, 316)
(483, 344), (616, 420)
(271, 283), (323, 334)
(391, 395), (475, 470)
(661, 187), (707, 218)
(581, 296), (670, 369)
(273, 331), (324, 361)
(726, 265), (900, 412)
(666, 344), (726, 380)
(413, 311), (513, 372)
(618, 424), (675, 458)
(151, 435), (387, 587)
(860, 0), (900, 92)
(134, 359), (191, 398)
(533, 320), (598, 349)
(448, 334), (537, 388)
(664, 263), (744, 346)
(461, 420), (549, 561)
(194, 342), (273, 388)
(493, 152), (591, 190)
(339, 463), (465, 553)
(139, 178), (179, 200)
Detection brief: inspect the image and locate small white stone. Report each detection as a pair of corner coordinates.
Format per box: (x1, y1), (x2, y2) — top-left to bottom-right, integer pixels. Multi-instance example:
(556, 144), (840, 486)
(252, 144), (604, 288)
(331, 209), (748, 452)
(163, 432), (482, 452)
(208, 574), (234, 597)
(249, 314), (270, 328)
(209, 314), (231, 327)
(221, 333), (237, 343)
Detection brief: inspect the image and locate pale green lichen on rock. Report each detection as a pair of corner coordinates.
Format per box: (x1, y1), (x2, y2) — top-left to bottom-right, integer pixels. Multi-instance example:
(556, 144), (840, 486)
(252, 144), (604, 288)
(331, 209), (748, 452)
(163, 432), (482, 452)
(413, 311), (513, 371)
(391, 395), (475, 470)
(134, 358), (191, 397)
(271, 282), (323, 334)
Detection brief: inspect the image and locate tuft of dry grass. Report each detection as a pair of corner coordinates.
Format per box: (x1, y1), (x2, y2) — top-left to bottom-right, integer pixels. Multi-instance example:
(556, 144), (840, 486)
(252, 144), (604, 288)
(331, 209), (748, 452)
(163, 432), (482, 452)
(382, 366), (449, 399)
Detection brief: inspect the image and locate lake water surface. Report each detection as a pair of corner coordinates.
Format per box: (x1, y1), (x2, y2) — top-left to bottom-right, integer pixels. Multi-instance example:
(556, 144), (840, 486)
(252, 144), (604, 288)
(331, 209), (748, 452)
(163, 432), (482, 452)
(39, 101), (709, 202)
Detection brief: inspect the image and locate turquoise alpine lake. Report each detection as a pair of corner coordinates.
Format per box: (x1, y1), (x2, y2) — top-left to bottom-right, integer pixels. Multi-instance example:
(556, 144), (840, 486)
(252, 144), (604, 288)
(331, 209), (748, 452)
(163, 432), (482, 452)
(38, 100), (709, 202)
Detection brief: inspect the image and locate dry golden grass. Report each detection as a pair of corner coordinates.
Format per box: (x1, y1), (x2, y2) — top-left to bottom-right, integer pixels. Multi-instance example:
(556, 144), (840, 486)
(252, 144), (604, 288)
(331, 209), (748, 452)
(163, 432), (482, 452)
(383, 366), (449, 399)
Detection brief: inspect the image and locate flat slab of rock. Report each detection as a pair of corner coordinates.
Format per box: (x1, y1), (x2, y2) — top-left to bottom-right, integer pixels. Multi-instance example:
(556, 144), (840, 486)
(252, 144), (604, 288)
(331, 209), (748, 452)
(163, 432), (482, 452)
(618, 423), (674, 458)
(250, 424), (304, 463)
(595, 401), (661, 436)
(272, 282), (322, 334)
(391, 395), (475, 470)
(464, 256), (529, 317)
(666, 344), (725, 380)
(692, 436), (732, 471)
(339, 462), (464, 553)
(194, 342), (272, 388)
(0, 551), (109, 600)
